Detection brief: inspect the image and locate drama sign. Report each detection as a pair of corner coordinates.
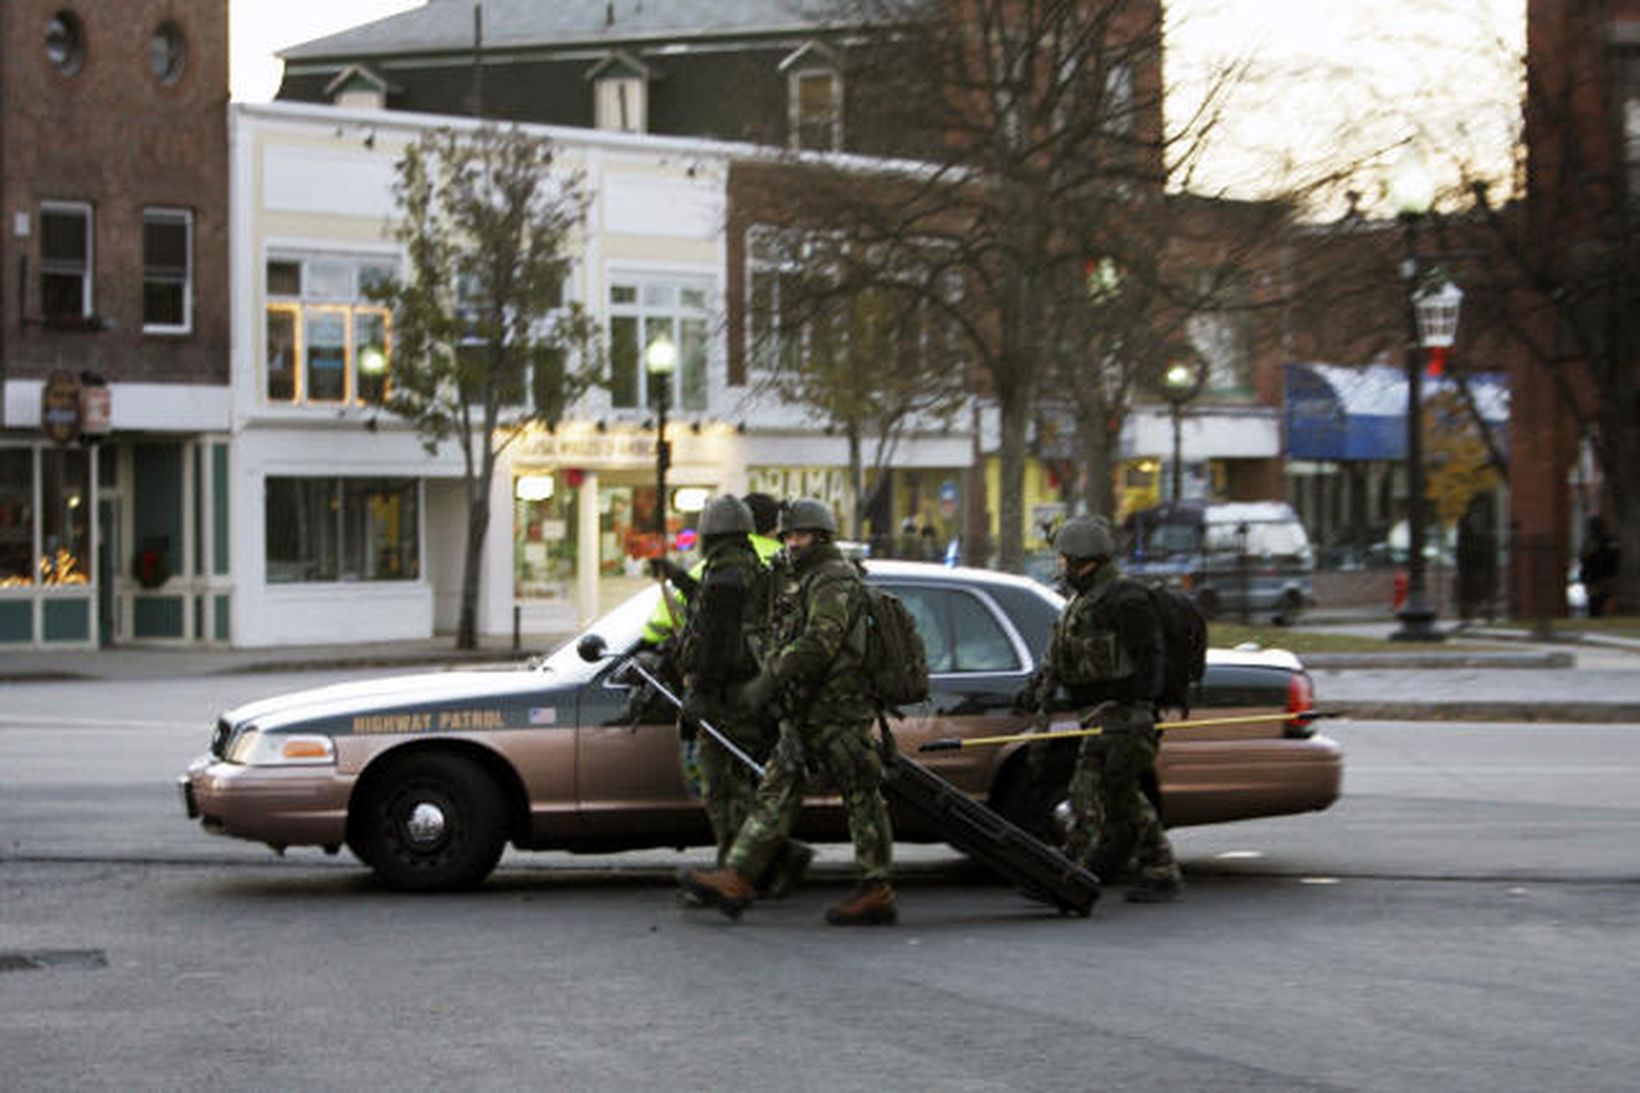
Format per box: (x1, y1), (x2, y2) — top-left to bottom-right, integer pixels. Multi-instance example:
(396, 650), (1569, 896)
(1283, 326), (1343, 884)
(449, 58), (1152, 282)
(41, 371), (81, 445)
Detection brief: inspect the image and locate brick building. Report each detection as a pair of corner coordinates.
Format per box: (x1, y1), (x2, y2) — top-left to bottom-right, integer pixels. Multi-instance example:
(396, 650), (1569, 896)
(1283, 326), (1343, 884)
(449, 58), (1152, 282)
(0, 1), (231, 648)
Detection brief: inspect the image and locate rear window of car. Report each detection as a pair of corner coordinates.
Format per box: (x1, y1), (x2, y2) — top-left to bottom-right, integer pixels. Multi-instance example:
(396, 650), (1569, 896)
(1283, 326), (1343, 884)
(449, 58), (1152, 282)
(881, 583), (1023, 674)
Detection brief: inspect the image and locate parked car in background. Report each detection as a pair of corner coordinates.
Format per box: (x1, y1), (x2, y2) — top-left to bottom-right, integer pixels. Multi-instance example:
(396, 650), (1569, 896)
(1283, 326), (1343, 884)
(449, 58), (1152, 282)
(180, 562), (1341, 892)
(1123, 501), (1316, 624)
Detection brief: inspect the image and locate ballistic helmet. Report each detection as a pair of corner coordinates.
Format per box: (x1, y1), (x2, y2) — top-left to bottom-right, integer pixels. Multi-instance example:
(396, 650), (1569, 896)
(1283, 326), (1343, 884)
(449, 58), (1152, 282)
(743, 492), (781, 536)
(698, 495), (754, 538)
(778, 497), (838, 538)
(1054, 515), (1115, 560)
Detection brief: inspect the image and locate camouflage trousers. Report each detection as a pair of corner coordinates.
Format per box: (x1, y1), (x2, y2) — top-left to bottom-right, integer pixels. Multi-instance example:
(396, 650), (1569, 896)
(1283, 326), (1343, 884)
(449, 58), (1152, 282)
(1064, 701), (1180, 887)
(696, 718), (777, 866)
(726, 717), (892, 884)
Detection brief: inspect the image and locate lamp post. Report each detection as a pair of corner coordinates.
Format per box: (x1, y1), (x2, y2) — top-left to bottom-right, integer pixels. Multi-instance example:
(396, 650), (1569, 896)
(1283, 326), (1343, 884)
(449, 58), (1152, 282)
(1162, 357), (1204, 504)
(645, 333), (677, 549)
(1388, 148), (1459, 642)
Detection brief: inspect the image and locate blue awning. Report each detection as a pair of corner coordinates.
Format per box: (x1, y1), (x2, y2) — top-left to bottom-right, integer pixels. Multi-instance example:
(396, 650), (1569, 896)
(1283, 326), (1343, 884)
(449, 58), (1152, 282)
(1283, 363), (1508, 462)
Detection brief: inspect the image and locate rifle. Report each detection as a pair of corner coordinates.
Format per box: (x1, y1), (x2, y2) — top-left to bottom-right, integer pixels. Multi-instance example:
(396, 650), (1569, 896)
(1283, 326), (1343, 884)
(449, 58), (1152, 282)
(577, 633), (765, 775)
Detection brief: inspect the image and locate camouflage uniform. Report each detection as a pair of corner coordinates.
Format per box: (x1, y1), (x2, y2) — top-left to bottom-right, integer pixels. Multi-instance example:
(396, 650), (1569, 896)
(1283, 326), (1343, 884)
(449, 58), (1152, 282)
(681, 533), (781, 864)
(1050, 558), (1181, 891)
(724, 541), (892, 884)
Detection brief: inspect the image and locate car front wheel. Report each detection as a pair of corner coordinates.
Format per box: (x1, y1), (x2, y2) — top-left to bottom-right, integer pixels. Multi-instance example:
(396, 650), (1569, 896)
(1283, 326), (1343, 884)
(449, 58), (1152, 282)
(351, 752), (506, 892)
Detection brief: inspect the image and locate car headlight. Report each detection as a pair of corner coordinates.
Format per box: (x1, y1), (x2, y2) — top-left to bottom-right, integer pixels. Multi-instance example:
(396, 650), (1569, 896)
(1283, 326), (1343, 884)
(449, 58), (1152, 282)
(225, 729), (336, 767)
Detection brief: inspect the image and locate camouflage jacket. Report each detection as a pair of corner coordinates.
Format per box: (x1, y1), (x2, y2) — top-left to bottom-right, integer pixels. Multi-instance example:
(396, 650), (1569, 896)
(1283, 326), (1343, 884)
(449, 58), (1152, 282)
(767, 542), (876, 726)
(1049, 560), (1164, 707)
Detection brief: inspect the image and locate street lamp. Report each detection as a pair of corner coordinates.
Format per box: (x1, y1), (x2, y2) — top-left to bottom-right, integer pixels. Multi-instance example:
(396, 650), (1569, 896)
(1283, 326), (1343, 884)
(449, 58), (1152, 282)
(645, 332), (677, 548)
(1388, 147), (1459, 642)
(1162, 356), (1205, 504)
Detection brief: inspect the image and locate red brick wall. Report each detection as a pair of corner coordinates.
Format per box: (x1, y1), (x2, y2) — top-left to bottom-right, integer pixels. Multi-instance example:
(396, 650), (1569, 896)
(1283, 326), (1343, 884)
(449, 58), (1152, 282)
(0, 0), (229, 388)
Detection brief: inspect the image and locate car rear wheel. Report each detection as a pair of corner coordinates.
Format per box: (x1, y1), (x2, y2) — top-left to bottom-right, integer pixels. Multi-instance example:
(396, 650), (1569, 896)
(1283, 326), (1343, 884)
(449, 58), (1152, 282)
(352, 752), (506, 892)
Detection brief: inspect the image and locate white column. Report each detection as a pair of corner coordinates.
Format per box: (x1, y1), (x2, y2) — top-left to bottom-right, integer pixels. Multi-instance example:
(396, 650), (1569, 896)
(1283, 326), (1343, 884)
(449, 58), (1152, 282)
(576, 471), (600, 628)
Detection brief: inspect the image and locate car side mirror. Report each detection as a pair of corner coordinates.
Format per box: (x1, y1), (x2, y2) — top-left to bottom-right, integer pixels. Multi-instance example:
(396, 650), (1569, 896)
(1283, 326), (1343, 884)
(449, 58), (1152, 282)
(577, 633), (609, 662)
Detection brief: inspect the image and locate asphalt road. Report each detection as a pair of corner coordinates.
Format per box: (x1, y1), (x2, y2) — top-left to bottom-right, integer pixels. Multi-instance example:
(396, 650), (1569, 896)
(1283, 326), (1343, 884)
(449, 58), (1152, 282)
(2, 671), (1638, 1091)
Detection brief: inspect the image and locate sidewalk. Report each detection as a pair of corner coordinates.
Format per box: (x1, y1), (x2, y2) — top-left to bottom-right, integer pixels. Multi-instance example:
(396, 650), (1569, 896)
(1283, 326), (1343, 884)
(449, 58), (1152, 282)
(3, 617), (1639, 722)
(0, 632), (573, 684)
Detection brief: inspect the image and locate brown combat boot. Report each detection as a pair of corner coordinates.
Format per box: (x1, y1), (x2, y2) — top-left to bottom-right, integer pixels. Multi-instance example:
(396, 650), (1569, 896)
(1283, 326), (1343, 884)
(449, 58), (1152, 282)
(677, 866), (756, 919)
(824, 880), (898, 926)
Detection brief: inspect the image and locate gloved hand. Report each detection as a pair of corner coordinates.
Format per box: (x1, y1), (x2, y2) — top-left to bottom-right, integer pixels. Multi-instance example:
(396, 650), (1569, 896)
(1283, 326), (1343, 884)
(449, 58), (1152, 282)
(733, 670), (780, 714)
(648, 556), (697, 595)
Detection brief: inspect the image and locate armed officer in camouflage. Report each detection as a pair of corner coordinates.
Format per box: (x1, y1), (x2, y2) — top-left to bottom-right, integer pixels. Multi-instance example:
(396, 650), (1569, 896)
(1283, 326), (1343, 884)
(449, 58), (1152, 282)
(678, 498), (897, 926)
(676, 495), (812, 895)
(1044, 515), (1183, 903)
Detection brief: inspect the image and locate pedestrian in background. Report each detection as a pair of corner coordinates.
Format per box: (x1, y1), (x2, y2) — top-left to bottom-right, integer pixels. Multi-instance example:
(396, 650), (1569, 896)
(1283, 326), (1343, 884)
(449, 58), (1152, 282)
(1580, 515), (1620, 618)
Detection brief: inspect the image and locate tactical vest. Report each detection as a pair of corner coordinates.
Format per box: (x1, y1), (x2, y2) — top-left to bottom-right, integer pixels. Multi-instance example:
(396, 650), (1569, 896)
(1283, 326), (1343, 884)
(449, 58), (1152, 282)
(1051, 576), (1137, 688)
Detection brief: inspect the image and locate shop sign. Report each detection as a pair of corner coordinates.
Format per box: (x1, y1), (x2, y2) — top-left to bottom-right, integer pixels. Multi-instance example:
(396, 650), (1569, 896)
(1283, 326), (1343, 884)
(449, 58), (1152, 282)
(517, 430), (656, 467)
(40, 371), (81, 445)
(79, 384), (111, 437)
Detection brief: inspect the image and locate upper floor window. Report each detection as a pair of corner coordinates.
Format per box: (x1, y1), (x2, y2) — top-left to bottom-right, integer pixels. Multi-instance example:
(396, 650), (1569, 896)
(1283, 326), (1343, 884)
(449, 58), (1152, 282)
(143, 208), (191, 334)
(789, 69), (842, 151)
(46, 11), (86, 76)
(608, 278), (710, 412)
(589, 52), (651, 134)
(40, 202), (92, 322)
(149, 21), (186, 85)
(1619, 48), (1640, 205)
(596, 77), (647, 133)
(1187, 269), (1253, 395)
(264, 254), (394, 406)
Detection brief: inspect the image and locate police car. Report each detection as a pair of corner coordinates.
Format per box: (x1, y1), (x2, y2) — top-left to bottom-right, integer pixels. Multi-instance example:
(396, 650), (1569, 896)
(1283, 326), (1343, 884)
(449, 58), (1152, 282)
(179, 561), (1342, 891)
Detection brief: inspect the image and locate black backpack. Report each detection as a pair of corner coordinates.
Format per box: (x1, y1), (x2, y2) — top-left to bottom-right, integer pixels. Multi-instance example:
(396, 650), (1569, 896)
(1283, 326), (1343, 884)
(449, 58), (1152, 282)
(1131, 579), (1208, 713)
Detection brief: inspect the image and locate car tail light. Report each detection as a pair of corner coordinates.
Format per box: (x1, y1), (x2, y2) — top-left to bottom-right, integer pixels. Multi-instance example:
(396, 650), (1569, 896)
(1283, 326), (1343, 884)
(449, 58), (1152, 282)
(1285, 671), (1315, 737)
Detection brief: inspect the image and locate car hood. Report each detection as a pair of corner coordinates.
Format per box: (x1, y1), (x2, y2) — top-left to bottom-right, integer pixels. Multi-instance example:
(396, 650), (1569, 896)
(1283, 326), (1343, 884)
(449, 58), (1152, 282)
(221, 667), (577, 735)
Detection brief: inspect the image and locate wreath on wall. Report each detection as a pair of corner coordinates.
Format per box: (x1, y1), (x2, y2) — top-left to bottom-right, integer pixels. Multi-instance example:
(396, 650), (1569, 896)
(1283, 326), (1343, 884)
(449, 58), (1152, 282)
(133, 545), (171, 590)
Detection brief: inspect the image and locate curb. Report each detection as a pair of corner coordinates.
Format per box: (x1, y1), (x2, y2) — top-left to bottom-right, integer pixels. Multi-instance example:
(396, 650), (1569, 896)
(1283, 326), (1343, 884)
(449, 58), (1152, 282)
(1303, 650), (1575, 670)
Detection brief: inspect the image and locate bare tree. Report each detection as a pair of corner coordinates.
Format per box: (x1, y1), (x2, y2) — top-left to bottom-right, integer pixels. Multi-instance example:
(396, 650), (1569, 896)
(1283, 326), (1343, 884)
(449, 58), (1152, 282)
(1445, 2), (1640, 614)
(373, 124), (601, 648)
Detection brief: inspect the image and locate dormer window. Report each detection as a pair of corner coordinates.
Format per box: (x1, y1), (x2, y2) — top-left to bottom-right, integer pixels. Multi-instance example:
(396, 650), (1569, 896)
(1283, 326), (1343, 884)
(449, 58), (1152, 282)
(780, 42), (842, 151)
(588, 51), (652, 134)
(324, 64), (391, 111)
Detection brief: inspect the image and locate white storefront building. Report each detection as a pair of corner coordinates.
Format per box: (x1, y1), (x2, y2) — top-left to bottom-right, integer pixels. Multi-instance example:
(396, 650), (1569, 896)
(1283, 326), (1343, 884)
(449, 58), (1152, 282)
(229, 102), (974, 647)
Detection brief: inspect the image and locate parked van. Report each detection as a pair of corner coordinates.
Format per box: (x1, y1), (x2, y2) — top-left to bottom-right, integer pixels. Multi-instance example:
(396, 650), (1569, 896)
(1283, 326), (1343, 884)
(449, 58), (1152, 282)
(1122, 501), (1315, 624)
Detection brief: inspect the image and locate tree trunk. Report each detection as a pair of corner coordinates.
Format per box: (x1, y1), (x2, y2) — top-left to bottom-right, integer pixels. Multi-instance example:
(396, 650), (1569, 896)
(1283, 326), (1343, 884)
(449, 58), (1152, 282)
(996, 393), (1030, 572)
(1079, 412), (1118, 521)
(847, 428), (866, 540)
(457, 484), (490, 651)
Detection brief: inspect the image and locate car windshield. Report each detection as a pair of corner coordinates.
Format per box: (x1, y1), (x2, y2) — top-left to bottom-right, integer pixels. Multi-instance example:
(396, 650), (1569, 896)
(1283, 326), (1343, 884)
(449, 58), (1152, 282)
(533, 585), (661, 683)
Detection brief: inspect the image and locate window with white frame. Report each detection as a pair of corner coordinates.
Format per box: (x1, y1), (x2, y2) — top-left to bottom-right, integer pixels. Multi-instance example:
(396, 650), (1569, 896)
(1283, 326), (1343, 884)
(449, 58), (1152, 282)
(789, 68), (842, 151)
(596, 77), (647, 133)
(40, 202), (92, 322)
(608, 277), (711, 412)
(264, 254), (395, 405)
(143, 208), (192, 333)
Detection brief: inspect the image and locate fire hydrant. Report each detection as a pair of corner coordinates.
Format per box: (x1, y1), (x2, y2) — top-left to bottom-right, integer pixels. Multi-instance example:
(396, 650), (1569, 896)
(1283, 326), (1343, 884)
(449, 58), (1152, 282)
(1391, 570), (1408, 612)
